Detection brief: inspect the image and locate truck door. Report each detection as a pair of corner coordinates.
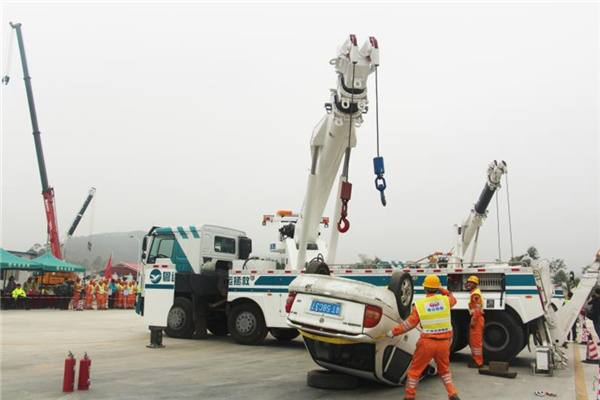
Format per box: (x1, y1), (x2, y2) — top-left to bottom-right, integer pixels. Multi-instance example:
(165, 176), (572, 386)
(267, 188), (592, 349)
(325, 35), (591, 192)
(147, 234), (193, 273)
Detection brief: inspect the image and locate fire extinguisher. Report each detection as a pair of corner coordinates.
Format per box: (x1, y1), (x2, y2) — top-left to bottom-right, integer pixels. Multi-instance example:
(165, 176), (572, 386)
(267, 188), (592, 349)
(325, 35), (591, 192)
(62, 351), (76, 392)
(77, 352), (92, 391)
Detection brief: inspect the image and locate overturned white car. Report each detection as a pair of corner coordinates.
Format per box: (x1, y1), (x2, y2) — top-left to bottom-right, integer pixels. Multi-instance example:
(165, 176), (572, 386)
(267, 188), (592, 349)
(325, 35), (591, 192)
(286, 270), (437, 386)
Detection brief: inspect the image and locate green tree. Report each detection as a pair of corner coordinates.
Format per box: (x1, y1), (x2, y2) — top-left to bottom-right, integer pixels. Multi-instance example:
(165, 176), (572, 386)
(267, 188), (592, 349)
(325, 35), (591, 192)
(510, 246), (540, 264)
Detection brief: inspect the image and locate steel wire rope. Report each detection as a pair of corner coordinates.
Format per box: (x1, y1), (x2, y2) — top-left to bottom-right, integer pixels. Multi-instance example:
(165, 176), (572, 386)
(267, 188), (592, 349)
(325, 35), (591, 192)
(2, 28), (15, 84)
(505, 173), (515, 260)
(342, 62), (357, 181)
(496, 192), (502, 261)
(375, 67), (380, 158)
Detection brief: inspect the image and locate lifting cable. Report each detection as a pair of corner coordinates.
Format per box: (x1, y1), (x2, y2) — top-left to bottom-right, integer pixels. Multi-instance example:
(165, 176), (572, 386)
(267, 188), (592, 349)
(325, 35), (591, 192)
(373, 65), (387, 206)
(505, 173), (514, 260)
(2, 27), (15, 85)
(337, 62), (357, 234)
(496, 192), (502, 262)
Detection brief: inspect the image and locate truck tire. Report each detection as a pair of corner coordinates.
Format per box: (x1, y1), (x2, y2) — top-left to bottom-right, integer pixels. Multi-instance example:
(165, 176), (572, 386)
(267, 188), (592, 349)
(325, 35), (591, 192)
(450, 314), (469, 353)
(207, 317), (229, 336)
(228, 303), (268, 345)
(165, 297), (195, 339)
(270, 328), (300, 341)
(306, 260), (330, 275)
(483, 312), (524, 362)
(388, 271), (413, 319)
(306, 369), (360, 390)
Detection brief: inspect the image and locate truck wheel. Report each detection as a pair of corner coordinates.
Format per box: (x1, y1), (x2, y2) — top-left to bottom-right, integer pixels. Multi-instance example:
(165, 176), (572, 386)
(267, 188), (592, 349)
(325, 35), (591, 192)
(207, 317), (229, 336)
(165, 297), (194, 339)
(450, 314), (469, 353)
(228, 303), (268, 345)
(307, 369), (360, 390)
(483, 312), (524, 362)
(270, 328), (300, 341)
(306, 260), (330, 275)
(388, 272), (413, 319)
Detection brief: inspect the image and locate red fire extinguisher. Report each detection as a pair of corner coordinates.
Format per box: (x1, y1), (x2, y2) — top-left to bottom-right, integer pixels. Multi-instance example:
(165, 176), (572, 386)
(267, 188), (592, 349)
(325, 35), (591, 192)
(77, 352), (92, 390)
(62, 351), (76, 392)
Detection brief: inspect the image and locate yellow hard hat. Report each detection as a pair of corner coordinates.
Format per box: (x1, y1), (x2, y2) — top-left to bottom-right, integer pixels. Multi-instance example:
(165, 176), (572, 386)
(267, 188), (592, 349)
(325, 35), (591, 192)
(423, 274), (441, 289)
(467, 276), (479, 285)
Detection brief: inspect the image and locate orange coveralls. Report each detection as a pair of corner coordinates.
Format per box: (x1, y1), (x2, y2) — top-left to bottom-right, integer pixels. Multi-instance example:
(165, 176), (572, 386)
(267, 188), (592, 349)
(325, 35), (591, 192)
(73, 280), (83, 304)
(84, 282), (95, 309)
(469, 287), (485, 366)
(391, 288), (458, 399)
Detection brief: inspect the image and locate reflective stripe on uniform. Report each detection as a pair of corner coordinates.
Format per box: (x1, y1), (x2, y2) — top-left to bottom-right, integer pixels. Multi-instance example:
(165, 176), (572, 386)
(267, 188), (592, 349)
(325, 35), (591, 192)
(441, 373), (453, 384)
(406, 378), (418, 388)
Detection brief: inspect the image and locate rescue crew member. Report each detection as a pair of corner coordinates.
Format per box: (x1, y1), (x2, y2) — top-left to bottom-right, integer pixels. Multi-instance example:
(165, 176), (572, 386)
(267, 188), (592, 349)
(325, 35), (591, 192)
(84, 280), (95, 310)
(12, 283), (29, 310)
(96, 280), (106, 310)
(466, 275), (485, 368)
(73, 277), (83, 310)
(387, 274), (460, 400)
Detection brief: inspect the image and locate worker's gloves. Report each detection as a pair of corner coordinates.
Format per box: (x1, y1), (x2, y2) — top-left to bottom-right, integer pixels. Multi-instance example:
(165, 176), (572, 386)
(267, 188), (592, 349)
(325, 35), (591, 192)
(386, 330), (395, 338)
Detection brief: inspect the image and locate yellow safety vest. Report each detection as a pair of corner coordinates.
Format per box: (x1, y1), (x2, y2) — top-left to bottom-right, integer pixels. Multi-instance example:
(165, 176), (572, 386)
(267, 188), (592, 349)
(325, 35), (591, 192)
(468, 288), (484, 315)
(415, 294), (452, 334)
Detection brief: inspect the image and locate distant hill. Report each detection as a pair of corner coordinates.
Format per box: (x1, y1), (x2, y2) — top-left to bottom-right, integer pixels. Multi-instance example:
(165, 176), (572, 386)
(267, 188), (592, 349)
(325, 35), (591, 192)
(61, 231), (147, 271)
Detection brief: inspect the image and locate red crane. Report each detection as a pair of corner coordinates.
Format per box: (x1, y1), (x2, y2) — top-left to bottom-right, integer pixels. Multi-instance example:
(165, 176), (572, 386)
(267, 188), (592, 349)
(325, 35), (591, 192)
(5, 22), (61, 258)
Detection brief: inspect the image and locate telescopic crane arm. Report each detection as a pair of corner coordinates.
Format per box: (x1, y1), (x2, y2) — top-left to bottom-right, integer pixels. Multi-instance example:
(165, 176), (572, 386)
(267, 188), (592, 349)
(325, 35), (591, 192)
(7, 22), (62, 259)
(61, 188), (96, 254)
(292, 35), (379, 270)
(455, 160), (507, 262)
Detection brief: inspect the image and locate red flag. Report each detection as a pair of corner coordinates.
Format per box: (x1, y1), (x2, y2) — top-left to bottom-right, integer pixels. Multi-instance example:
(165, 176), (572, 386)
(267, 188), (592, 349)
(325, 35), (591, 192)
(104, 252), (113, 280)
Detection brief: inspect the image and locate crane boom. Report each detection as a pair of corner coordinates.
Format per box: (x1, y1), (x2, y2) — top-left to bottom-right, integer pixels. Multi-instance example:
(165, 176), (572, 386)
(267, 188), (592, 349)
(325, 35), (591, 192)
(9, 22), (61, 259)
(455, 160), (508, 262)
(292, 35), (379, 269)
(61, 187), (96, 254)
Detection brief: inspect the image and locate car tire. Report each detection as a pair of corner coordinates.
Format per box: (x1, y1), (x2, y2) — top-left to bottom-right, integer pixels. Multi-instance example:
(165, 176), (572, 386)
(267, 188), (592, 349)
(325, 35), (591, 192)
(306, 260), (330, 275)
(483, 311), (524, 362)
(228, 302), (268, 345)
(207, 316), (229, 336)
(270, 328), (300, 341)
(306, 369), (360, 390)
(164, 297), (195, 339)
(388, 271), (413, 319)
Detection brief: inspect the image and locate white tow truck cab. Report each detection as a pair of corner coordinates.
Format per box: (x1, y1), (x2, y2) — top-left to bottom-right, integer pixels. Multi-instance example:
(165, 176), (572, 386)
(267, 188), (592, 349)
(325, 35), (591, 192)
(286, 272), (435, 386)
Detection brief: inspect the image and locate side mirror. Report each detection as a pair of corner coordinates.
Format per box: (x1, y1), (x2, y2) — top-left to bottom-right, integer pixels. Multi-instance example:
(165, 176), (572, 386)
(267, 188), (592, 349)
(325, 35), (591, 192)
(238, 237), (252, 260)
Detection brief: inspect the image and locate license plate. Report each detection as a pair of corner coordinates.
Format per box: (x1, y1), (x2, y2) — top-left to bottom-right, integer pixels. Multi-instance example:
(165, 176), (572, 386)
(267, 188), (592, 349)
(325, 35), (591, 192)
(310, 300), (342, 316)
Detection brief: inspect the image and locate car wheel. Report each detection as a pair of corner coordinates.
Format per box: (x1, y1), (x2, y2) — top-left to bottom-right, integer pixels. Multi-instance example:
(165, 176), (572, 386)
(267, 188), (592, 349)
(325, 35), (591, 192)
(207, 316), (229, 336)
(388, 271), (413, 319)
(164, 297), (195, 339)
(306, 260), (330, 275)
(483, 311), (524, 362)
(307, 369), (360, 390)
(450, 313), (469, 353)
(228, 302), (268, 345)
(270, 328), (300, 341)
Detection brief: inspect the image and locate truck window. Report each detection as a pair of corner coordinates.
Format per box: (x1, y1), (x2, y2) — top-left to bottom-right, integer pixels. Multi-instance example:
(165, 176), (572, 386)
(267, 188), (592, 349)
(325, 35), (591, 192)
(214, 236), (236, 254)
(147, 235), (175, 263)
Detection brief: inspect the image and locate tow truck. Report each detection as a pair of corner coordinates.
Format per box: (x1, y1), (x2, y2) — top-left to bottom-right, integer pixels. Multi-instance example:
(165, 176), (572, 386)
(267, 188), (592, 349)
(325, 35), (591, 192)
(138, 34), (383, 345)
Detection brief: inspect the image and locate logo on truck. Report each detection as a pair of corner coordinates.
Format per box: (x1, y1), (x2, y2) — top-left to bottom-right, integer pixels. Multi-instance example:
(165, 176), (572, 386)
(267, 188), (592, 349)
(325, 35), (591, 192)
(149, 269), (162, 284)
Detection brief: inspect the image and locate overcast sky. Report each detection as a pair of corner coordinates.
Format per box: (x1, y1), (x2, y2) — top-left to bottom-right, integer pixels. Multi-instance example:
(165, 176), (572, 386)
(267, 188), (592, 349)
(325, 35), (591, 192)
(1, 2), (598, 272)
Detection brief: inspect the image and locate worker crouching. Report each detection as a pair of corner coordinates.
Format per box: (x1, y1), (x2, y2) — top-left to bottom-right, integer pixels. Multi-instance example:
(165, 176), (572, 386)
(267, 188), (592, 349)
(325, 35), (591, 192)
(467, 275), (485, 368)
(387, 274), (460, 400)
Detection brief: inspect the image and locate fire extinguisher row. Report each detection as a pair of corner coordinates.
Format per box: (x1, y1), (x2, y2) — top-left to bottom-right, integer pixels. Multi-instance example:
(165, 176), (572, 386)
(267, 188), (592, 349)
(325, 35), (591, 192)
(63, 351), (92, 392)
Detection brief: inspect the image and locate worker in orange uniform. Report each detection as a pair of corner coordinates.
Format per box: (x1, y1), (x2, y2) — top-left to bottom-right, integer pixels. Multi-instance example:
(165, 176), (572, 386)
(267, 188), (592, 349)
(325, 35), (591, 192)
(115, 280), (124, 309)
(466, 275), (485, 368)
(127, 280), (137, 309)
(96, 280), (106, 310)
(73, 277), (83, 310)
(387, 274), (460, 400)
(84, 280), (95, 310)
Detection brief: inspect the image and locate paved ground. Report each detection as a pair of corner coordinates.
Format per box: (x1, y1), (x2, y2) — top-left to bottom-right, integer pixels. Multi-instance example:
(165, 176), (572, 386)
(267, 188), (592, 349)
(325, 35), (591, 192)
(1, 309), (598, 400)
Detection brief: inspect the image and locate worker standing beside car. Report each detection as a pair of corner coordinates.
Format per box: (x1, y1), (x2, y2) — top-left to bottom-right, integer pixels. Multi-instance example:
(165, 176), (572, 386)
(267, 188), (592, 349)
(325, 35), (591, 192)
(387, 274), (460, 400)
(467, 275), (485, 368)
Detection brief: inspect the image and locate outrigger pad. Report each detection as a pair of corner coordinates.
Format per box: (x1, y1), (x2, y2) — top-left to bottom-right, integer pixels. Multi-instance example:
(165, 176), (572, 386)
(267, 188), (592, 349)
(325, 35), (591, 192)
(478, 362), (517, 379)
